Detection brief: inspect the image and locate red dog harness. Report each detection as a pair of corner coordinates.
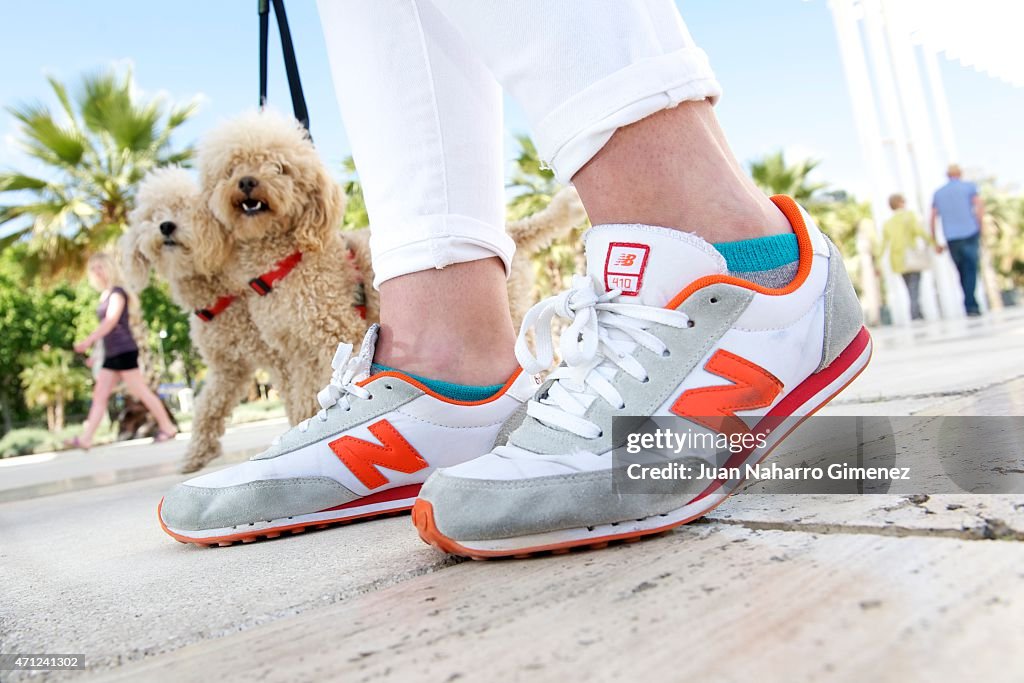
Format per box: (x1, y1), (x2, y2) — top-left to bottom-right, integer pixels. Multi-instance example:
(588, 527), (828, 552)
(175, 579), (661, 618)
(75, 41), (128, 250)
(249, 251), (303, 295)
(197, 246), (367, 323)
(194, 294), (238, 322)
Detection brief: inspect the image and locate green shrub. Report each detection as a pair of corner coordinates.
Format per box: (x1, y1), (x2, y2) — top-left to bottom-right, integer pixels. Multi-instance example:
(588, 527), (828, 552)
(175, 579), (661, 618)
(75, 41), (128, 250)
(0, 427), (57, 458)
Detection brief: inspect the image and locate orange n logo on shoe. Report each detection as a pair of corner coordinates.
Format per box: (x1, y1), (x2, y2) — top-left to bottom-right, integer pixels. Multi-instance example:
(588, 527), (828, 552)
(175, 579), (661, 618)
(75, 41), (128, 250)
(671, 350), (783, 438)
(328, 420), (428, 489)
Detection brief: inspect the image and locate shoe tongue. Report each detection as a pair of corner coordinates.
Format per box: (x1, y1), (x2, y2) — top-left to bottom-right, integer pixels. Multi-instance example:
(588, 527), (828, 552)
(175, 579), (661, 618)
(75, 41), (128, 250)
(584, 224), (728, 306)
(351, 323), (380, 381)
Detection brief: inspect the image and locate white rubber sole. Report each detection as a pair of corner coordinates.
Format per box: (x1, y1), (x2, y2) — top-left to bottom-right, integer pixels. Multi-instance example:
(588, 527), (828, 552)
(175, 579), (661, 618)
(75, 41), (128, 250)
(158, 484), (422, 547)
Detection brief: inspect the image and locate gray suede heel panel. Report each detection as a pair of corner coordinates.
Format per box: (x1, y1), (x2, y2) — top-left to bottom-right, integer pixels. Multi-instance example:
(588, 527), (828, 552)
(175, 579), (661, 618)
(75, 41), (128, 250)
(161, 477), (358, 531)
(509, 284), (755, 456)
(253, 377), (422, 460)
(817, 238), (864, 372)
(420, 466), (705, 541)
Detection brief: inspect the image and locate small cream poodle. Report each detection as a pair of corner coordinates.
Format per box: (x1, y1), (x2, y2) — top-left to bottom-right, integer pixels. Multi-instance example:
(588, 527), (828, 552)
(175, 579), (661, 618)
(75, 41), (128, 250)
(197, 111), (372, 422)
(153, 110), (586, 474)
(121, 167), (291, 473)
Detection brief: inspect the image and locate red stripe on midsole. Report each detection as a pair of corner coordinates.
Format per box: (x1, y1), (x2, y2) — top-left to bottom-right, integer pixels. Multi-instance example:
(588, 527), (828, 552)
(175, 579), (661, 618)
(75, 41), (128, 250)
(318, 483), (423, 512)
(687, 326), (871, 503)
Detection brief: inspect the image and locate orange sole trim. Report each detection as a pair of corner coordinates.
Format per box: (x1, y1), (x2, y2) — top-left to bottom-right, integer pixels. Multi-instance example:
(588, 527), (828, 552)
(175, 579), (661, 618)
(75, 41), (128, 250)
(412, 332), (873, 560)
(157, 499), (414, 548)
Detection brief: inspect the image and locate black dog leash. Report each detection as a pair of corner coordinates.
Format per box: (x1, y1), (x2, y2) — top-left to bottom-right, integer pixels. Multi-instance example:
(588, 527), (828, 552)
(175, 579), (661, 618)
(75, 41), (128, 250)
(258, 0), (310, 133)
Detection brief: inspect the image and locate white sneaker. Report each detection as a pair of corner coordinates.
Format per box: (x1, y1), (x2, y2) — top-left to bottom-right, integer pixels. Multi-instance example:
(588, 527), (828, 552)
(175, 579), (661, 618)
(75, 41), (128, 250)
(158, 325), (534, 546)
(413, 196), (872, 558)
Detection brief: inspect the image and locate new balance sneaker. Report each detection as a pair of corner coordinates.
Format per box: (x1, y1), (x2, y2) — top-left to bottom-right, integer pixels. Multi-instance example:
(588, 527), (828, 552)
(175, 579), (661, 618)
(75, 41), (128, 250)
(413, 196), (872, 558)
(158, 324), (534, 546)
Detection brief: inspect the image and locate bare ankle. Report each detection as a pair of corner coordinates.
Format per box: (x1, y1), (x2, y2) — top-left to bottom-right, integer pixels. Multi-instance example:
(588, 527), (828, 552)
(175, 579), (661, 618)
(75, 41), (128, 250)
(376, 259), (519, 385)
(573, 101), (793, 242)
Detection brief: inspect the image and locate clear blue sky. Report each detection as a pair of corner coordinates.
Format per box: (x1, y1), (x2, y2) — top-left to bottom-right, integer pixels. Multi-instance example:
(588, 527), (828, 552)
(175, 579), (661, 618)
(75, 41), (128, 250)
(2, 0), (1022, 201)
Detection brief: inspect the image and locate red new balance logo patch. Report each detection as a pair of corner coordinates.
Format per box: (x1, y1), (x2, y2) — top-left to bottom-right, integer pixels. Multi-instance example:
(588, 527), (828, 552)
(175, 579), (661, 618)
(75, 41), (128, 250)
(604, 242), (650, 296)
(328, 420), (428, 489)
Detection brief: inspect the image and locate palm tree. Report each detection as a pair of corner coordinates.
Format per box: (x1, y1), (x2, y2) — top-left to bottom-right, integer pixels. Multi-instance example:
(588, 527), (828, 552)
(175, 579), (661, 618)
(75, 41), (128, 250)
(19, 346), (90, 431)
(749, 150), (827, 208)
(505, 135), (585, 300)
(0, 68), (198, 279)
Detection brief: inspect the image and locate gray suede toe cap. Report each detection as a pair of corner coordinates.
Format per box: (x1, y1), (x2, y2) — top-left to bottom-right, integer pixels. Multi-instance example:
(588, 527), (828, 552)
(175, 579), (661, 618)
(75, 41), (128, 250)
(419, 469), (700, 542)
(160, 477), (359, 531)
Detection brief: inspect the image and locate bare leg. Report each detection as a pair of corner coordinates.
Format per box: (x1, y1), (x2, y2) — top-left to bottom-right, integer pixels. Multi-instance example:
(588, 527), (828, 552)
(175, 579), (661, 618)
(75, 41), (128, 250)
(375, 257), (518, 385)
(119, 369), (177, 435)
(79, 369), (118, 448)
(573, 102), (791, 242)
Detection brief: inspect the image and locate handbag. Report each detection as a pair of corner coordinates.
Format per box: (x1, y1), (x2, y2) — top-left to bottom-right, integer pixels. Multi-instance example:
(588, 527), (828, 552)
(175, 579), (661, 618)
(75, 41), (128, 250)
(902, 240), (931, 273)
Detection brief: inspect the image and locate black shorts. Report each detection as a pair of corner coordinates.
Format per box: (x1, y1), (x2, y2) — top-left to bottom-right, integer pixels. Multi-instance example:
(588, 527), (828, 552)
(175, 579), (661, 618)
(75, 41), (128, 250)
(102, 350), (139, 371)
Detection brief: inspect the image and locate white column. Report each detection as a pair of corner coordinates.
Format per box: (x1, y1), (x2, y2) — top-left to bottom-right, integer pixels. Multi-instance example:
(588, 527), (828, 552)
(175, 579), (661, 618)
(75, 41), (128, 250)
(881, 0), (966, 319)
(922, 47), (959, 165)
(828, 0), (891, 326)
(861, 0), (921, 214)
(828, 0), (892, 228)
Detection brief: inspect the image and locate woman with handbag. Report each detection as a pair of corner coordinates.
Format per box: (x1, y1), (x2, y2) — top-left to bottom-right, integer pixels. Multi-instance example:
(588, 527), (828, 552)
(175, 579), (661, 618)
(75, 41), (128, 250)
(880, 193), (939, 320)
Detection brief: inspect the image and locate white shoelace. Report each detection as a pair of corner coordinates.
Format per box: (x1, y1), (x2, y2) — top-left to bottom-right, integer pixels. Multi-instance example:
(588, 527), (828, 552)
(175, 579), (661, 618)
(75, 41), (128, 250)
(510, 274), (692, 441)
(295, 342), (372, 434)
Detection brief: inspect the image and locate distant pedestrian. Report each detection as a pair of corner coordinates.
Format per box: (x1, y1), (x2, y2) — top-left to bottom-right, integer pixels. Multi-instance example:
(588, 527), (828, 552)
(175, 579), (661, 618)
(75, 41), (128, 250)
(881, 193), (934, 320)
(931, 164), (984, 316)
(66, 253), (177, 450)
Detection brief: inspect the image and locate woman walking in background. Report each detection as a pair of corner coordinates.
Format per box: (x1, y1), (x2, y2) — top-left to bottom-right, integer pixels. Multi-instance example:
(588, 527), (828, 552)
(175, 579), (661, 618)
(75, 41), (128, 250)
(66, 253), (177, 450)
(880, 193), (938, 321)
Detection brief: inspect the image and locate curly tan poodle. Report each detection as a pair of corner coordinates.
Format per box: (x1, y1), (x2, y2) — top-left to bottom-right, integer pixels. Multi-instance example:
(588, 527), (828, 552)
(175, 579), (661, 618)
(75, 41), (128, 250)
(505, 186), (589, 326)
(121, 167), (292, 473)
(197, 111), (371, 422)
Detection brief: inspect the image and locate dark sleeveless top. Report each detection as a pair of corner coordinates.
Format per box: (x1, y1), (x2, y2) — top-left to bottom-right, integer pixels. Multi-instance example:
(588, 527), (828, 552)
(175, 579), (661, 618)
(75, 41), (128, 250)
(97, 286), (138, 356)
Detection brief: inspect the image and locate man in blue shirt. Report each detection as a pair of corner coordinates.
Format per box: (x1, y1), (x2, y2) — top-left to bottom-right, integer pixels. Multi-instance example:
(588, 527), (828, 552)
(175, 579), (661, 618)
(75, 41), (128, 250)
(931, 164), (985, 316)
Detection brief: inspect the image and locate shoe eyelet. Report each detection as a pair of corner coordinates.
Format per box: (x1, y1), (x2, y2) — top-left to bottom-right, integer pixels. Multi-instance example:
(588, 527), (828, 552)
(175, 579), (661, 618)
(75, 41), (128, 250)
(596, 431), (605, 438)
(641, 376), (650, 384)
(709, 296), (719, 304)
(662, 349), (672, 357)
(686, 320), (695, 328)
(384, 384), (393, 390)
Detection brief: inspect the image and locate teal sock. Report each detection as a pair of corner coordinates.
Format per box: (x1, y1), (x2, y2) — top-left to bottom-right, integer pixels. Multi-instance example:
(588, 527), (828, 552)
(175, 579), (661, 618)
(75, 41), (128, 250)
(371, 364), (504, 402)
(713, 233), (800, 288)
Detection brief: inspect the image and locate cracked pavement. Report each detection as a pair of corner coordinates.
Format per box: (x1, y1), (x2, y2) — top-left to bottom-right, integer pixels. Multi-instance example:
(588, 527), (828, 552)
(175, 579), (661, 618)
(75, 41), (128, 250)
(2, 310), (1023, 682)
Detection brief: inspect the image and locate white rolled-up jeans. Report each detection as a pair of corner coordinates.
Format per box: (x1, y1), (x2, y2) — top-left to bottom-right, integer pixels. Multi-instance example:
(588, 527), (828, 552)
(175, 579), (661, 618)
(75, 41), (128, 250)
(317, 0), (720, 287)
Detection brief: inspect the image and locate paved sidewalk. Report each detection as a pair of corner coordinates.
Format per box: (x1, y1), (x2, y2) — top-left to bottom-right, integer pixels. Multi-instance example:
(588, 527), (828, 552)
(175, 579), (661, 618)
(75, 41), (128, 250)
(2, 310), (1023, 682)
(0, 418), (287, 503)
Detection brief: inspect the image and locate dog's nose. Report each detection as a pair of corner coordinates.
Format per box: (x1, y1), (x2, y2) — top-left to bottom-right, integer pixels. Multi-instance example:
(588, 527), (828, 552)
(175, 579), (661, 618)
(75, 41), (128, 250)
(238, 176), (259, 194)
(159, 221), (177, 236)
